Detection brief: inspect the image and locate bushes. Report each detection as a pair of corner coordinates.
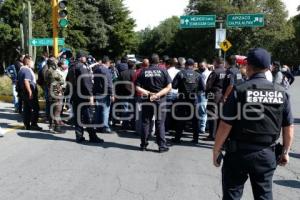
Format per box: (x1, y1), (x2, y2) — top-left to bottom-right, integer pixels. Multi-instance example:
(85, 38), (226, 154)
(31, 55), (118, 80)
(0, 76), (12, 96)
(0, 75), (44, 99)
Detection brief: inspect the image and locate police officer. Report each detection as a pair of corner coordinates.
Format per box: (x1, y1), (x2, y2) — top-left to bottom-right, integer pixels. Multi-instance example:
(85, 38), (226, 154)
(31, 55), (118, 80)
(44, 58), (66, 133)
(222, 55), (243, 102)
(69, 51), (104, 143)
(136, 54), (172, 152)
(213, 48), (294, 200)
(204, 58), (226, 141)
(17, 56), (42, 130)
(172, 58), (203, 144)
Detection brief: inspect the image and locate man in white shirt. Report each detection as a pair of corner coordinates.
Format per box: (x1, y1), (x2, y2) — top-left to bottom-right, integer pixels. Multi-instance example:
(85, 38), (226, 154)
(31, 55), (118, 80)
(197, 59), (211, 134)
(165, 58), (180, 132)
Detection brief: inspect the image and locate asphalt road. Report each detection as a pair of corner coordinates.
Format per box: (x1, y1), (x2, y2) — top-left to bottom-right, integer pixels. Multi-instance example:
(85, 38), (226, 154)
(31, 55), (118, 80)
(0, 78), (299, 200)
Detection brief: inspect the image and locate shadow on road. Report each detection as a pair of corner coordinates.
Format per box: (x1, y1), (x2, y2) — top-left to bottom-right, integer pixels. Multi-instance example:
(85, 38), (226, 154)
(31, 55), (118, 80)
(0, 112), (22, 122)
(294, 118), (300, 125)
(17, 132), (142, 152)
(289, 152), (300, 159)
(273, 180), (300, 189)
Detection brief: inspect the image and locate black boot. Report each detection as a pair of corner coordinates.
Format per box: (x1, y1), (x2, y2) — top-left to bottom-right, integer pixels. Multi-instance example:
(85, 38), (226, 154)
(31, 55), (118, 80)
(89, 133), (104, 143)
(75, 133), (86, 143)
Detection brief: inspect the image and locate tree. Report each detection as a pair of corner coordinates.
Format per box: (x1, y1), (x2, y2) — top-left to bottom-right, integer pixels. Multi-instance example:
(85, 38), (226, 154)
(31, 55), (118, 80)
(138, 16), (180, 57)
(0, 0), (138, 65)
(138, 0), (295, 62)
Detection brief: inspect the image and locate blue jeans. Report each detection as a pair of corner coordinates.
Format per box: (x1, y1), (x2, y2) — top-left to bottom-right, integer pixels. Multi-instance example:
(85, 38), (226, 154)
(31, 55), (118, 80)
(165, 93), (177, 132)
(95, 96), (111, 129)
(197, 93), (207, 133)
(12, 83), (19, 110)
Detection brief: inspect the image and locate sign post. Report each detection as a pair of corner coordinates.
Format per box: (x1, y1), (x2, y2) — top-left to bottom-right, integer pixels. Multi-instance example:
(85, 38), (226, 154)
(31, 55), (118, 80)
(180, 15), (216, 29)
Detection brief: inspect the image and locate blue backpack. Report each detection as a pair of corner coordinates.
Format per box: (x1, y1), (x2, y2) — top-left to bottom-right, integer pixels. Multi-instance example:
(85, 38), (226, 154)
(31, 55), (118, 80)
(5, 64), (17, 82)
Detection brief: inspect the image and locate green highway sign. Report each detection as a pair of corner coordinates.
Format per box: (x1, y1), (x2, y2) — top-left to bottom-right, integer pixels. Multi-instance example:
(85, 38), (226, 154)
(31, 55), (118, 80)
(29, 38), (65, 46)
(227, 14), (264, 28)
(180, 15), (216, 28)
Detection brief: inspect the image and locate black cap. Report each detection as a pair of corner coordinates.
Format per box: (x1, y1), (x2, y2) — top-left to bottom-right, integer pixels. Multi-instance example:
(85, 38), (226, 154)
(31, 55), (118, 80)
(246, 48), (271, 69)
(186, 58), (195, 66)
(76, 51), (88, 59)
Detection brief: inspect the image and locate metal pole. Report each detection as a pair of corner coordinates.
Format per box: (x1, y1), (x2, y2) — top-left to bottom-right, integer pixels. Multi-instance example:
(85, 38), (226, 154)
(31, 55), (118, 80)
(28, 1), (33, 57)
(52, 0), (59, 58)
(20, 23), (24, 52)
(219, 22), (223, 58)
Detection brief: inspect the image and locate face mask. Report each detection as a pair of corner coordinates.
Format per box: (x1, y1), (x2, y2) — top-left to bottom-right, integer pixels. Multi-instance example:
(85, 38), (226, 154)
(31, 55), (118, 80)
(199, 68), (205, 72)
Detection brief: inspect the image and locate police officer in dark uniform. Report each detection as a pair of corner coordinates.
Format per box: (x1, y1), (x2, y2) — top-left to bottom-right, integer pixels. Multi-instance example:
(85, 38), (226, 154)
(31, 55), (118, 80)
(69, 51), (104, 143)
(213, 48), (294, 200)
(222, 55), (243, 102)
(204, 58), (226, 141)
(136, 54), (172, 153)
(172, 58), (204, 144)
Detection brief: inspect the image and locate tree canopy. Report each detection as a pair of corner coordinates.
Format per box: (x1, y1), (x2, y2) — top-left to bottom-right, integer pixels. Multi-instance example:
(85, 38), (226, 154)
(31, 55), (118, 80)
(138, 0), (297, 65)
(0, 0), (137, 65)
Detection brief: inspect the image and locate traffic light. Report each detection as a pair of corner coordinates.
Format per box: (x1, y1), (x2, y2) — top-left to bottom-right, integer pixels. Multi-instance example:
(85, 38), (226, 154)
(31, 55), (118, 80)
(58, 0), (68, 28)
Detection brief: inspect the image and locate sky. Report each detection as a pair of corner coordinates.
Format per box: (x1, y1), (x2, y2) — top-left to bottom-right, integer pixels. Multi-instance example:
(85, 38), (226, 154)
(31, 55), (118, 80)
(124, 0), (299, 31)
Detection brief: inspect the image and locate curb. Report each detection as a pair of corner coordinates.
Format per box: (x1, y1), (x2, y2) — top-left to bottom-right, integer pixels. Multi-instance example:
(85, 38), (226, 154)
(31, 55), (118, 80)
(0, 95), (46, 110)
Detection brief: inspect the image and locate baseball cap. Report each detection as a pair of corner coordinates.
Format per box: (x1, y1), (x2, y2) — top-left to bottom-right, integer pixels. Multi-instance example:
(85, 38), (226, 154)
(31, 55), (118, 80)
(246, 48), (271, 69)
(186, 58), (195, 66)
(76, 51), (88, 59)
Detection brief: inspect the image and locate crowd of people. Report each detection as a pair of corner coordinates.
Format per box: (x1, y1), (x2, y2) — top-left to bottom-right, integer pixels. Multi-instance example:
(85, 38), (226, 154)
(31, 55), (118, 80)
(4, 50), (294, 149)
(2, 47), (296, 199)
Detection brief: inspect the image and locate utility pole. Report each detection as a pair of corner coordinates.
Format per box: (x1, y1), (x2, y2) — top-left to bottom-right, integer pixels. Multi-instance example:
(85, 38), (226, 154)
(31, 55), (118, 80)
(216, 17), (225, 58)
(51, 0), (59, 57)
(27, 1), (33, 57)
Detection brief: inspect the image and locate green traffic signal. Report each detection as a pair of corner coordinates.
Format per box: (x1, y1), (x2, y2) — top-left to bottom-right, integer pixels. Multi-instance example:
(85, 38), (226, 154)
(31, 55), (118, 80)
(59, 18), (69, 28)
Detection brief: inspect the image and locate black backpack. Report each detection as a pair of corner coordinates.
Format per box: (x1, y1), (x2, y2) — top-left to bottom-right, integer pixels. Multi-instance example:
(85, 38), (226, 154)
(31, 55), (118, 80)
(180, 70), (199, 95)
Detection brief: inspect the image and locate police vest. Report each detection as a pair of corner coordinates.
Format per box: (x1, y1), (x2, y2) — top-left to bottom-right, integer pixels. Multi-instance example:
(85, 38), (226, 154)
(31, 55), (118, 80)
(178, 70), (200, 95)
(230, 82), (286, 145)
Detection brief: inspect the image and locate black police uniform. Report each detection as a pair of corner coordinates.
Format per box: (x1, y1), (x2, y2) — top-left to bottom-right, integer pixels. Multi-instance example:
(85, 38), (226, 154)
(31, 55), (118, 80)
(221, 72), (293, 200)
(70, 61), (99, 142)
(172, 67), (201, 143)
(206, 66), (226, 139)
(136, 65), (172, 150)
(222, 65), (243, 94)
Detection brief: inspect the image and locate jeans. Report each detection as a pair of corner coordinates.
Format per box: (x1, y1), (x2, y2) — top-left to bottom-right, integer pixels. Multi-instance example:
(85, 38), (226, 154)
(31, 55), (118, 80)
(12, 83), (19, 110)
(95, 95), (111, 128)
(118, 97), (135, 127)
(197, 93), (208, 133)
(165, 93), (177, 132)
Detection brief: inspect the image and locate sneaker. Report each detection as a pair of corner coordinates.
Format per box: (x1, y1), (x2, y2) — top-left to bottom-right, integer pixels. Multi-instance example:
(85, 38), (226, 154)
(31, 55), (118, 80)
(53, 126), (66, 134)
(171, 138), (181, 144)
(103, 128), (112, 133)
(76, 136), (86, 143)
(89, 137), (104, 144)
(30, 125), (43, 131)
(140, 143), (149, 151)
(202, 136), (214, 141)
(158, 147), (169, 153)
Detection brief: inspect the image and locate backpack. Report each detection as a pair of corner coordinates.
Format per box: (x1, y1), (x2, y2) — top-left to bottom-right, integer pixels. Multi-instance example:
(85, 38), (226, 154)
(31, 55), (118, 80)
(180, 70), (199, 95)
(5, 64), (17, 82)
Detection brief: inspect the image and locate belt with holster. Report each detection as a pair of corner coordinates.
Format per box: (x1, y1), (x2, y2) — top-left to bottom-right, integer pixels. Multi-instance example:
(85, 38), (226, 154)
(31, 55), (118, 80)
(224, 140), (275, 153)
